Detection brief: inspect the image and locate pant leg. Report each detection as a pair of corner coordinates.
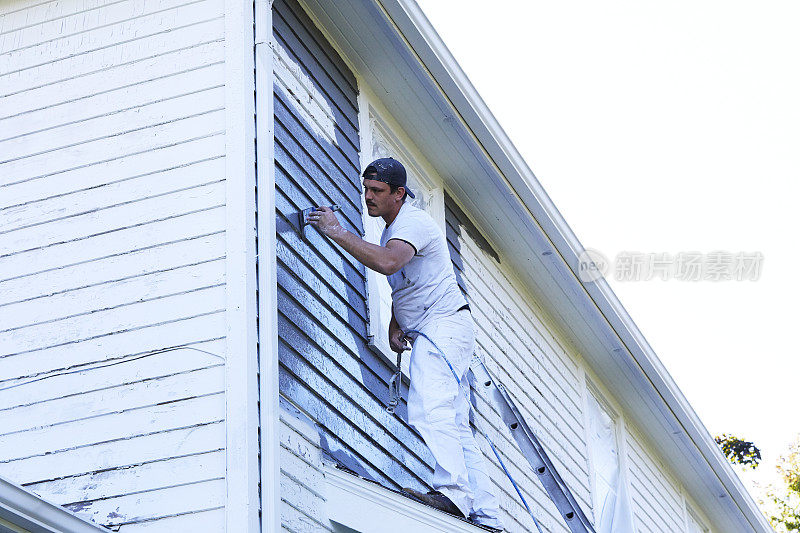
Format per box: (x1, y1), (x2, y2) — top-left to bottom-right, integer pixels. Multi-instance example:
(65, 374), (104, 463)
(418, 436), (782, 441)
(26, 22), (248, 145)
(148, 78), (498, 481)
(407, 316), (474, 517)
(450, 315), (504, 529)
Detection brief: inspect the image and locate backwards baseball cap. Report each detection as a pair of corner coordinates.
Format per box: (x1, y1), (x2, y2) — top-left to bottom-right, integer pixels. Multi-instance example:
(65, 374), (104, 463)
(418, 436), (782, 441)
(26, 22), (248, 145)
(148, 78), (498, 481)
(361, 157), (415, 199)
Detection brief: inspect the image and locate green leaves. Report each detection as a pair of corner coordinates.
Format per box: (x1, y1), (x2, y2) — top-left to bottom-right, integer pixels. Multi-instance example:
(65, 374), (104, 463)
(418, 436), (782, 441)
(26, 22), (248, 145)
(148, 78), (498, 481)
(715, 433), (762, 469)
(767, 437), (800, 532)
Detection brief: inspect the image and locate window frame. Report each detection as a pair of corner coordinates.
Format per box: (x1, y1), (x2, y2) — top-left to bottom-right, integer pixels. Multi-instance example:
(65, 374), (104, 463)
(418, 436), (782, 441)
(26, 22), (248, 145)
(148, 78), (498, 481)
(581, 374), (637, 531)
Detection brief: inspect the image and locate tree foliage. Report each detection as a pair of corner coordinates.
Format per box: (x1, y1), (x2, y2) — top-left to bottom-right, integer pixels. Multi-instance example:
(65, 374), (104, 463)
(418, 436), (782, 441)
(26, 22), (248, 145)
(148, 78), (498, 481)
(766, 437), (800, 533)
(715, 434), (762, 469)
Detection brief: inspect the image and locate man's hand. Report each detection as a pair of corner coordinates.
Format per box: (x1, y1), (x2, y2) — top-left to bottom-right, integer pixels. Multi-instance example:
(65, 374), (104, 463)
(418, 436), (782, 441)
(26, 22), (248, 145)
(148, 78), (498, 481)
(388, 319), (409, 353)
(306, 206), (345, 239)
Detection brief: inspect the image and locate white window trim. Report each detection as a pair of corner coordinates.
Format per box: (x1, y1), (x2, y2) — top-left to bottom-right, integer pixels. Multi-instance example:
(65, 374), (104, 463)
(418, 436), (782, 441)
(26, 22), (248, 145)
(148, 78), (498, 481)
(324, 463), (482, 533)
(355, 84), (445, 372)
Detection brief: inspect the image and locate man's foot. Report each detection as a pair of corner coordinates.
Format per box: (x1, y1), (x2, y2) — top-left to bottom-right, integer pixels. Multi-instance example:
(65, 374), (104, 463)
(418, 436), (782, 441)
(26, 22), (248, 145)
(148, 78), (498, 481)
(400, 487), (465, 519)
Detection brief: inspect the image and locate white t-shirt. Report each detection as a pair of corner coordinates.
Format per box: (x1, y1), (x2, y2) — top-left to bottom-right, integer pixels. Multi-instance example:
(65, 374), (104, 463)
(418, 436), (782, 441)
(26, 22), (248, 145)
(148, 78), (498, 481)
(380, 201), (467, 332)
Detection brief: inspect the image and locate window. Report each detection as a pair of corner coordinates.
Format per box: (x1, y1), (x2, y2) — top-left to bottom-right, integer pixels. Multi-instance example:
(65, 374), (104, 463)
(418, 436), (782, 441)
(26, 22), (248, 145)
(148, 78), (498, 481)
(584, 385), (636, 533)
(356, 93), (444, 370)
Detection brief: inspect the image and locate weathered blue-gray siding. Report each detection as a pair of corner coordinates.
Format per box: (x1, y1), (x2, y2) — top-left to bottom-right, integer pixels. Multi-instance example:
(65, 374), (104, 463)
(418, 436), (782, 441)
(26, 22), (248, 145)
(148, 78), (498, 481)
(273, 0), (435, 527)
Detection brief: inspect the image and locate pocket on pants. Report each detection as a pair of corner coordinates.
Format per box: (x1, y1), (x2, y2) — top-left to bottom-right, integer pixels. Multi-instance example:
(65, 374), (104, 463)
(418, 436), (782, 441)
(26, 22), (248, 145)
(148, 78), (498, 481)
(429, 314), (474, 379)
(408, 336), (459, 424)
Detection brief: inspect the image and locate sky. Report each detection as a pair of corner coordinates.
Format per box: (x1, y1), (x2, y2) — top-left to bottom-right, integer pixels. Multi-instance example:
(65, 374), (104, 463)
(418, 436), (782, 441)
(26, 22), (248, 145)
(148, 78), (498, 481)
(416, 0), (800, 500)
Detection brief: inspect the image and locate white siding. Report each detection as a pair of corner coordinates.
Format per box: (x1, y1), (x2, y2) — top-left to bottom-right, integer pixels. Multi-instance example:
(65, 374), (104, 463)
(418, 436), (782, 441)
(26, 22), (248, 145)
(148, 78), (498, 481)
(626, 426), (687, 532)
(0, 0), (228, 530)
(279, 404), (333, 533)
(445, 200), (591, 532)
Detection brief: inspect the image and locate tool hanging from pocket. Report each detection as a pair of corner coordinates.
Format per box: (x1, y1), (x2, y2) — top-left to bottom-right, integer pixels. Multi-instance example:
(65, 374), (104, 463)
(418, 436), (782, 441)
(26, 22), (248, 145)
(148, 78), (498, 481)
(386, 350), (403, 415)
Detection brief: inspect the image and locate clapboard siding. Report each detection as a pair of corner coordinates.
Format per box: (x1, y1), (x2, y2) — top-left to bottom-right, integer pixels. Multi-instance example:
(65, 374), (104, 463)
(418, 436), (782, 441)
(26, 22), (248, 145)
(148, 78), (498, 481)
(1, 418), (225, 483)
(445, 198), (591, 532)
(0, 134), (224, 208)
(273, 0), (445, 526)
(25, 450), (226, 505)
(626, 426), (687, 532)
(0, 0), (227, 529)
(0, 232), (225, 306)
(279, 404), (335, 532)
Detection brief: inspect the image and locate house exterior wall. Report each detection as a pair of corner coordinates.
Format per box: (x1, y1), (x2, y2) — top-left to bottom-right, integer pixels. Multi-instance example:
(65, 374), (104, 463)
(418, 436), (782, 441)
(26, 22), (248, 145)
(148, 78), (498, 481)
(270, 4), (734, 533)
(0, 1), (748, 532)
(270, 2), (733, 533)
(626, 426), (690, 533)
(0, 0), (230, 530)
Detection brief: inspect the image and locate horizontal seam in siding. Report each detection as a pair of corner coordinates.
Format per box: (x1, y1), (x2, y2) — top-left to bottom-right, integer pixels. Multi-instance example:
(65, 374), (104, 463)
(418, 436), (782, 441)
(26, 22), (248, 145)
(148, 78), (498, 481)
(1, 131), (224, 188)
(0, 336), (225, 384)
(0, 108), (224, 165)
(1, 83), (225, 144)
(59, 475), (225, 507)
(0, 309), (225, 359)
(0, 283), (225, 334)
(1, 363), (225, 412)
(0, 419), (225, 464)
(22, 447), (225, 486)
(0, 229), (225, 284)
(0, 179), (225, 235)
(0, 204), (225, 260)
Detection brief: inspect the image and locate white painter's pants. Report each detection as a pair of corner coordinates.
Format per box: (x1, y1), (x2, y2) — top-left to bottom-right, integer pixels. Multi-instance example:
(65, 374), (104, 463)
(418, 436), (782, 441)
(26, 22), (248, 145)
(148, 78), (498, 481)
(407, 310), (504, 530)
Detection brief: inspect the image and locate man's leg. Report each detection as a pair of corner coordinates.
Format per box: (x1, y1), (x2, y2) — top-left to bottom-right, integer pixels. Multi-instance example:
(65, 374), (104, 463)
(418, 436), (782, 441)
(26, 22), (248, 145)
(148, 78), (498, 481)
(407, 322), (474, 517)
(454, 376), (505, 529)
(449, 312), (504, 529)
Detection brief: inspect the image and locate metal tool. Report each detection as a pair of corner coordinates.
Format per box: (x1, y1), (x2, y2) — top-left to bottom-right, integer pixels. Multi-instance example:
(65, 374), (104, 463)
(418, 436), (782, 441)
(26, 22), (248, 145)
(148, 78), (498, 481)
(387, 337), (410, 415)
(386, 351), (403, 415)
(298, 204), (341, 238)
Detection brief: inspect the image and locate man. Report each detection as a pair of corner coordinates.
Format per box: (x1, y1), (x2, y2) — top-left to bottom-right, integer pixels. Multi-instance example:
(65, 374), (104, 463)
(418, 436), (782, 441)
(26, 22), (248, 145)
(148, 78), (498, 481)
(307, 157), (504, 531)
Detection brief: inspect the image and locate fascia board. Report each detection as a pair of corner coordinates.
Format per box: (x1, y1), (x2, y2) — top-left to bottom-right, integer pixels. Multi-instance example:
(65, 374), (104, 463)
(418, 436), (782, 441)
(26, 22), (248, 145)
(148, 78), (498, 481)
(0, 475), (107, 533)
(324, 465), (483, 533)
(355, 1), (772, 531)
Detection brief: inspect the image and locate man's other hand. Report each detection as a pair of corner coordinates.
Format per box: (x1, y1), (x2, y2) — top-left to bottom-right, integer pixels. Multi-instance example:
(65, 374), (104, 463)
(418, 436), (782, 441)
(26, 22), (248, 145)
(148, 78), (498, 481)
(306, 206), (344, 239)
(389, 323), (409, 353)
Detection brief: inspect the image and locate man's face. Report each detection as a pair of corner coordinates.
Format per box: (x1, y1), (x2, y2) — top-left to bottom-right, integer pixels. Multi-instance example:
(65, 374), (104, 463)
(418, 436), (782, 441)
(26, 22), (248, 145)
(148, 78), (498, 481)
(363, 177), (404, 217)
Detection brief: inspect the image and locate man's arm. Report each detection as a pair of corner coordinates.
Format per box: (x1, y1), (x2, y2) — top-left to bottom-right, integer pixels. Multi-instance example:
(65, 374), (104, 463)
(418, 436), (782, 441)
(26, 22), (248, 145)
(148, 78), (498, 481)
(307, 206), (414, 276)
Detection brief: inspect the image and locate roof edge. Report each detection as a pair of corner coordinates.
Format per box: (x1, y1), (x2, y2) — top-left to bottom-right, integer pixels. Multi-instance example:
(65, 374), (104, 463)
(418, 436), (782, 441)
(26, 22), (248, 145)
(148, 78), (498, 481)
(0, 474), (108, 533)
